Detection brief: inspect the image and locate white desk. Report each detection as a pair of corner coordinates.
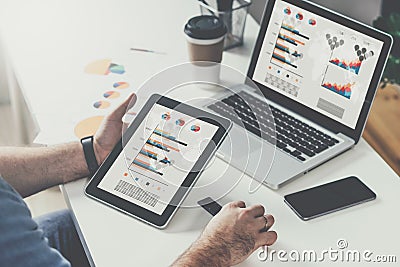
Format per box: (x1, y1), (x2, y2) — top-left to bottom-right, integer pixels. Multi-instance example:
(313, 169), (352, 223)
(1, 1), (399, 266)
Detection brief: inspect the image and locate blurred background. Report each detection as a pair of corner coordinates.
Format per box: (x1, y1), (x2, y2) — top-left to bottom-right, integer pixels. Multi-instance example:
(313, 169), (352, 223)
(250, 0), (383, 25)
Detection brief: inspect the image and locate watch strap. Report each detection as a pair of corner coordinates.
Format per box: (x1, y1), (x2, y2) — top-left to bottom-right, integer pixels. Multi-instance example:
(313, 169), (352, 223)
(81, 136), (100, 176)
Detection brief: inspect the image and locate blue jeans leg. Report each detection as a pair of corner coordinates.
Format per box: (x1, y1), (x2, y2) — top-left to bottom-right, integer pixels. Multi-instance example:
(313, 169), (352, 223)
(34, 209), (90, 267)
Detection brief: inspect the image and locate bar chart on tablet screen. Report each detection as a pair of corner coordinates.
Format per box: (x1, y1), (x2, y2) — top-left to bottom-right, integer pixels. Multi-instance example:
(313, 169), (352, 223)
(129, 125), (187, 179)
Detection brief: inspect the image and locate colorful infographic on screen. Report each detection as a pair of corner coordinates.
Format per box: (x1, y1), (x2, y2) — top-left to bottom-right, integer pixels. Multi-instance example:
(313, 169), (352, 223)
(98, 104), (219, 215)
(253, 0), (384, 128)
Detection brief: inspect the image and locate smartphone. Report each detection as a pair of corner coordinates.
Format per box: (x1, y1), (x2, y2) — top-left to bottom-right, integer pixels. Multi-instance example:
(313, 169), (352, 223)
(284, 176), (376, 221)
(198, 197), (222, 216)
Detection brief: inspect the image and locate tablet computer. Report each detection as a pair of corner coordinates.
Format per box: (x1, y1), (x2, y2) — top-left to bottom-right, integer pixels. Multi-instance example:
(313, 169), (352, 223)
(85, 94), (232, 228)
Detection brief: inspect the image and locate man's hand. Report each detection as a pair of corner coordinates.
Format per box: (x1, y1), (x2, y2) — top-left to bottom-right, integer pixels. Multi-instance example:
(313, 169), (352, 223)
(172, 201), (277, 267)
(93, 93), (137, 165)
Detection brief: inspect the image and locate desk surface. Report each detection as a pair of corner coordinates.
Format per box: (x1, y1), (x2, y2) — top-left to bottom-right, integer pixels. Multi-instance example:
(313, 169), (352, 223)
(1, 0), (399, 266)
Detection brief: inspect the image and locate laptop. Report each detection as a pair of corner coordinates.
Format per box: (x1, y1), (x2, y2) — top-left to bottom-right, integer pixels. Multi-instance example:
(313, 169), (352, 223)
(201, 0), (392, 189)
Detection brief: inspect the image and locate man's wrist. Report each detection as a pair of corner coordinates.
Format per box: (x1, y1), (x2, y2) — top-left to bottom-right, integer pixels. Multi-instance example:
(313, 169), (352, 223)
(92, 139), (104, 166)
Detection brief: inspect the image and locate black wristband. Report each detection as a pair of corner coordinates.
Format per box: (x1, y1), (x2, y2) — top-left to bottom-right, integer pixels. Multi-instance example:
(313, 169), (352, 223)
(81, 136), (100, 176)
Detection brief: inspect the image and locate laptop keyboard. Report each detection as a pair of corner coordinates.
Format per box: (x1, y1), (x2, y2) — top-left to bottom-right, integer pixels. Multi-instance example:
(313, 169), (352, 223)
(207, 91), (339, 161)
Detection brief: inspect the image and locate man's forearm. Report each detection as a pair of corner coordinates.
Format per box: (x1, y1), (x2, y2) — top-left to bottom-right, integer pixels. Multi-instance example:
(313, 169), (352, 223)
(0, 142), (89, 197)
(171, 238), (228, 267)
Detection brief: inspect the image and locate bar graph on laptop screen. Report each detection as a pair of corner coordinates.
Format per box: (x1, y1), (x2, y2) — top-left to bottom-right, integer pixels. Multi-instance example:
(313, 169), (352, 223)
(252, 0), (384, 129)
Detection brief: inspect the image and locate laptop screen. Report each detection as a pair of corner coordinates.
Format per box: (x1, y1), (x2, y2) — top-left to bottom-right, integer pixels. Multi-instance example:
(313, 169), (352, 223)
(252, 0), (384, 129)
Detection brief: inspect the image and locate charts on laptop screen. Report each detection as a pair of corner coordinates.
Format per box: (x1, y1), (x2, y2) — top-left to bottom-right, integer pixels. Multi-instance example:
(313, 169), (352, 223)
(252, 0), (384, 129)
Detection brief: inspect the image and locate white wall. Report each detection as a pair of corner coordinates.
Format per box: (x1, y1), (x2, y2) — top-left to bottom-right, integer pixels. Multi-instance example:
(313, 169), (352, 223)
(0, 36), (35, 145)
(0, 37), (10, 104)
(249, 0), (383, 25)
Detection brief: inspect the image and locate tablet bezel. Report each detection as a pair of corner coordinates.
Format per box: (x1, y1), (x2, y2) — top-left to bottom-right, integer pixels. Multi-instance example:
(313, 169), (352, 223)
(85, 94), (232, 228)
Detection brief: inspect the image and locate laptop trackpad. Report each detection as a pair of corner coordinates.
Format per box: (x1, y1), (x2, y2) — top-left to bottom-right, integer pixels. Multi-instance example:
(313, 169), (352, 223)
(217, 124), (276, 184)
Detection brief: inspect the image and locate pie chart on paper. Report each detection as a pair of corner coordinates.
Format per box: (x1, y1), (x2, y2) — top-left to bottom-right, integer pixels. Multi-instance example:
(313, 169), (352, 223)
(103, 91), (120, 99)
(113, 82), (129, 90)
(108, 64), (125, 74)
(93, 100), (110, 109)
(84, 59), (126, 75)
(74, 116), (105, 139)
(84, 59), (112, 75)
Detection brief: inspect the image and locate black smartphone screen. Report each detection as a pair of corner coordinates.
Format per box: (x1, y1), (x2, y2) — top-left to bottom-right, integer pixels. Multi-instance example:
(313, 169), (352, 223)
(198, 197), (222, 216)
(284, 176), (376, 220)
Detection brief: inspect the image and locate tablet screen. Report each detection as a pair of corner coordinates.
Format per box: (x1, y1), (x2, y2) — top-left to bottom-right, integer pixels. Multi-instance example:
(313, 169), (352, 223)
(97, 103), (219, 215)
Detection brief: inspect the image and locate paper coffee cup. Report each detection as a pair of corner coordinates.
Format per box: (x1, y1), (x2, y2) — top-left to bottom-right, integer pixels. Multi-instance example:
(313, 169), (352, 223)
(184, 16), (226, 89)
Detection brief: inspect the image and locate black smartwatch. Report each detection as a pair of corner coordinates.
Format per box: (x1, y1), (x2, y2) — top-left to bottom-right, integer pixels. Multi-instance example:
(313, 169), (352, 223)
(81, 136), (100, 176)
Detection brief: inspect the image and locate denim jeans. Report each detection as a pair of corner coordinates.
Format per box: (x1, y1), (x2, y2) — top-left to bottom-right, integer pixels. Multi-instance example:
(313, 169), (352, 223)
(35, 209), (90, 267)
